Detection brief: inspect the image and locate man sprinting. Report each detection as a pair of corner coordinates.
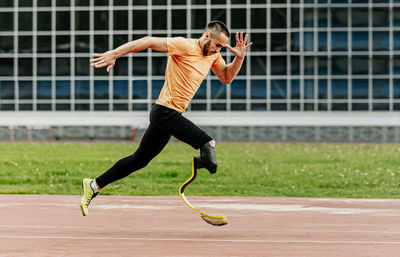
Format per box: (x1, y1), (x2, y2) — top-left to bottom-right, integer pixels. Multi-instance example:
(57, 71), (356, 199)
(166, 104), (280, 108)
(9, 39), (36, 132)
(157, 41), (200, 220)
(80, 21), (252, 216)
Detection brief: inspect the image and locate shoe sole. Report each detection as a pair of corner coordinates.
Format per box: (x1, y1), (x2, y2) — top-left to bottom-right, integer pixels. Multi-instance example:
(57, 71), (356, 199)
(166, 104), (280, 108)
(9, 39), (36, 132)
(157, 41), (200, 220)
(80, 180), (87, 216)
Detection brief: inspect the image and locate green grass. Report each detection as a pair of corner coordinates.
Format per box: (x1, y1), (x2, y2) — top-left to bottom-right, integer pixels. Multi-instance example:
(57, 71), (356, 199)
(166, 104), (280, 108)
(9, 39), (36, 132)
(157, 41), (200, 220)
(1, 142), (400, 198)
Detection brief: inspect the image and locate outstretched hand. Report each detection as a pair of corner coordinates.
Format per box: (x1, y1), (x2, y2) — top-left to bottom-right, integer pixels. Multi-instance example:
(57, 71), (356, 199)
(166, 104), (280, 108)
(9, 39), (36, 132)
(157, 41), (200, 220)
(225, 32), (252, 60)
(90, 51), (117, 72)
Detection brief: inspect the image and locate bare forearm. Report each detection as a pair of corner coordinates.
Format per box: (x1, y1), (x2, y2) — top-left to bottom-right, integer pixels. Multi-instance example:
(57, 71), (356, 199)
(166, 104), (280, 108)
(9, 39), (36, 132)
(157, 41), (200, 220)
(112, 36), (152, 58)
(223, 56), (244, 84)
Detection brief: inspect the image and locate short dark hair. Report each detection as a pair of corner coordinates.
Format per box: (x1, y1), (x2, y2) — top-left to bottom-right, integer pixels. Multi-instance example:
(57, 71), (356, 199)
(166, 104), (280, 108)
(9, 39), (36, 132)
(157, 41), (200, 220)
(205, 21), (230, 38)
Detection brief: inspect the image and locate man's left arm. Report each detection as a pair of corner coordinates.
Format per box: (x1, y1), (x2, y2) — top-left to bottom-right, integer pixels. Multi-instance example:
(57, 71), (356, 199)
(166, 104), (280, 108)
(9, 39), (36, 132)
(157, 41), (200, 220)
(212, 32), (252, 84)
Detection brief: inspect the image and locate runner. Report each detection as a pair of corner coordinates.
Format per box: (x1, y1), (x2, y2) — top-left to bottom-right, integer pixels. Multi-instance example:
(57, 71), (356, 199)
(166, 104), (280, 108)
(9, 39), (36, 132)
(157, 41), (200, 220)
(80, 21), (252, 216)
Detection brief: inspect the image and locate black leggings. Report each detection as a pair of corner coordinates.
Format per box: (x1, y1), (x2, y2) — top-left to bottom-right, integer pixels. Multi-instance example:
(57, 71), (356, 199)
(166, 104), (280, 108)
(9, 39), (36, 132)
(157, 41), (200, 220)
(95, 104), (213, 188)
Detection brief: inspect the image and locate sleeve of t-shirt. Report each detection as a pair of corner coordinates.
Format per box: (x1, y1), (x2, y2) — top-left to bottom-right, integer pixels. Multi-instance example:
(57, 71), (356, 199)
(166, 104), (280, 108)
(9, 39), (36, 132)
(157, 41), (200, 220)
(211, 54), (226, 69)
(167, 37), (189, 56)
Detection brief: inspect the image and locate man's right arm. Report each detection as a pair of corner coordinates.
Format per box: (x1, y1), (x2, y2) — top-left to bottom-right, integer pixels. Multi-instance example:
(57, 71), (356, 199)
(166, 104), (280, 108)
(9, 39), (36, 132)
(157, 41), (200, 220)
(90, 36), (168, 72)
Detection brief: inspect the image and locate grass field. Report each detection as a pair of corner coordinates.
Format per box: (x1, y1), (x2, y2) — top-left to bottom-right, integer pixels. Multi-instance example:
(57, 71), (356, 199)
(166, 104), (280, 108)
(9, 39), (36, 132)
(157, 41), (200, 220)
(1, 142), (400, 198)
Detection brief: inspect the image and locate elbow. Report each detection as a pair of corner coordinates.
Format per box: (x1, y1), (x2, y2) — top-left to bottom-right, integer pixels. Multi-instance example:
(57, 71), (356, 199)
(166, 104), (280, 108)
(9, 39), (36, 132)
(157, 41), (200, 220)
(142, 36), (152, 48)
(222, 78), (233, 85)
(226, 79), (234, 85)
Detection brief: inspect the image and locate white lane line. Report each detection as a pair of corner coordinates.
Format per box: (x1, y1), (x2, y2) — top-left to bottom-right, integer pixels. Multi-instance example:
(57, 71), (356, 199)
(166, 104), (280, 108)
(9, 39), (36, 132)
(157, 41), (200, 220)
(1, 225), (400, 235)
(1, 235), (400, 245)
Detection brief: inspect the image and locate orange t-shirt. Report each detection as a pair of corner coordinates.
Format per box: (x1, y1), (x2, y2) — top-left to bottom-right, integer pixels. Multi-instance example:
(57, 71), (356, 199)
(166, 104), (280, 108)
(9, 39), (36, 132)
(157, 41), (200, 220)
(156, 37), (226, 113)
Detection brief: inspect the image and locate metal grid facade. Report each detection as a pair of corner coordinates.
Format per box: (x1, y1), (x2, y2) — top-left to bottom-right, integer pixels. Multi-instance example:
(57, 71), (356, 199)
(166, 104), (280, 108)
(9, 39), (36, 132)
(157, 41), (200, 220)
(1, 0), (400, 113)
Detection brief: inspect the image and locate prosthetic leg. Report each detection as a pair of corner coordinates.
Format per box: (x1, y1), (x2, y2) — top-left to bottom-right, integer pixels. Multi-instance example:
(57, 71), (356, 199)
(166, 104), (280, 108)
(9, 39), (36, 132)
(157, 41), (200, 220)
(179, 156), (227, 226)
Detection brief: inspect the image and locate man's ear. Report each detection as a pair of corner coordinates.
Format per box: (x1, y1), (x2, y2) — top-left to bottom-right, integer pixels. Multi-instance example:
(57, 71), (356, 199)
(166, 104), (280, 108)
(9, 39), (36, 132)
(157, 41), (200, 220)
(204, 31), (211, 40)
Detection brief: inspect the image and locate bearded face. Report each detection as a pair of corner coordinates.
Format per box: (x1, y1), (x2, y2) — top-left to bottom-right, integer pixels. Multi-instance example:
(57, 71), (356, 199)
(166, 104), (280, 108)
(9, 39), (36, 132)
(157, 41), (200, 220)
(203, 39), (211, 56)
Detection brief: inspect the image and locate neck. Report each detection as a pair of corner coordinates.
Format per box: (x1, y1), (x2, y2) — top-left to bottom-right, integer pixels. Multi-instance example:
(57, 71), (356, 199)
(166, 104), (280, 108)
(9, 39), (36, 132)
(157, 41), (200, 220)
(198, 36), (205, 49)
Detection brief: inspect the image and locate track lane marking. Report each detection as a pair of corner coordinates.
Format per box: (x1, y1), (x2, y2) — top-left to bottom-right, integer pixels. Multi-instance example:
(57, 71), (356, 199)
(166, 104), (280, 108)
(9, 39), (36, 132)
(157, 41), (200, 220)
(1, 235), (400, 245)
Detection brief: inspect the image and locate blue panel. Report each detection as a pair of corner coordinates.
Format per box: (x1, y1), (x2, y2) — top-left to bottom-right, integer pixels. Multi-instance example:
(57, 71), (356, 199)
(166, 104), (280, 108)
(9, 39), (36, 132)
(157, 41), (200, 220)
(211, 80), (226, 99)
(373, 79), (389, 99)
(132, 80), (147, 99)
(373, 32), (389, 51)
(304, 80), (314, 99)
(94, 80), (109, 99)
(113, 80), (128, 99)
(331, 32), (347, 51)
(0, 81), (14, 100)
(352, 32), (368, 51)
(291, 80), (300, 99)
(151, 80), (163, 99)
(331, 79), (348, 99)
(318, 32), (327, 51)
(394, 32), (400, 51)
(318, 8), (327, 28)
(304, 32), (314, 51)
(19, 81), (33, 99)
(251, 80), (266, 99)
(352, 79), (368, 99)
(394, 79), (400, 99)
(318, 79), (327, 99)
(231, 80), (246, 99)
(37, 81), (52, 99)
(75, 80), (90, 99)
(271, 80), (287, 99)
(56, 80), (71, 99)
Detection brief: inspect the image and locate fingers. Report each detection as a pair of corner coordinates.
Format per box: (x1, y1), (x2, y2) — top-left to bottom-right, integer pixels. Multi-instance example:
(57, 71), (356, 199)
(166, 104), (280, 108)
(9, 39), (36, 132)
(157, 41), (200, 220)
(244, 34), (248, 44)
(92, 53), (103, 58)
(235, 32), (239, 45)
(245, 42), (253, 49)
(106, 64), (114, 72)
(234, 32), (250, 46)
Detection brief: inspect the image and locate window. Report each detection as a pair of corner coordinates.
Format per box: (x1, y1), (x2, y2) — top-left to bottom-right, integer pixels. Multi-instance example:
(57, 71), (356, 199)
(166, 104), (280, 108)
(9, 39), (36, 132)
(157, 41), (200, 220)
(331, 8), (347, 28)
(352, 8), (368, 27)
(75, 81), (90, 99)
(132, 80), (147, 99)
(352, 32), (369, 52)
(271, 80), (287, 99)
(56, 81), (71, 99)
(37, 12), (51, 31)
(37, 81), (52, 99)
(352, 56), (369, 75)
(76, 11), (90, 31)
(332, 80), (348, 99)
(231, 80), (246, 99)
(352, 80), (369, 99)
(94, 81), (109, 99)
(271, 8), (286, 28)
(37, 58), (52, 76)
(372, 32), (389, 51)
(373, 8), (389, 27)
(271, 56), (287, 75)
(114, 10), (128, 30)
(271, 33), (287, 52)
(331, 32), (348, 52)
(19, 12), (32, 31)
(251, 8), (266, 29)
(0, 81), (14, 100)
(113, 81), (129, 100)
(331, 56), (348, 75)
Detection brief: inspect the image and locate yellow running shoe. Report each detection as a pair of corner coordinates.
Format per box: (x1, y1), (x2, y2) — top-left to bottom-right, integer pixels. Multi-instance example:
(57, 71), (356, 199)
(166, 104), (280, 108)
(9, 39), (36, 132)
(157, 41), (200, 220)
(80, 178), (98, 216)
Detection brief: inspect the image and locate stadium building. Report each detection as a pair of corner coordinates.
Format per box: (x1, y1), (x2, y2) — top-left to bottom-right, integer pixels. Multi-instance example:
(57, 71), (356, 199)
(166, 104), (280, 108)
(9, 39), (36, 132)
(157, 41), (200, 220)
(0, 0), (400, 142)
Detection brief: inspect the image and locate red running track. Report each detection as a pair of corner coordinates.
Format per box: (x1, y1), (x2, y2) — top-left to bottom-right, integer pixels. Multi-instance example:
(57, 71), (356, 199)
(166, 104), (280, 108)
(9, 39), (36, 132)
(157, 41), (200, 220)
(1, 195), (400, 256)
